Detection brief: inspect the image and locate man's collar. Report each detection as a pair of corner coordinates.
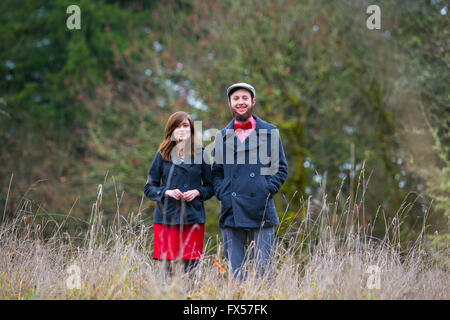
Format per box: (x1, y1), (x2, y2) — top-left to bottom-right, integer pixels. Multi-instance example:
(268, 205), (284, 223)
(224, 114), (271, 132)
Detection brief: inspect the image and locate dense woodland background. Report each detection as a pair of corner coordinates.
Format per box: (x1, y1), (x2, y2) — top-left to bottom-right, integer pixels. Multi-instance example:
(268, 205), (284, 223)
(1, 0), (448, 248)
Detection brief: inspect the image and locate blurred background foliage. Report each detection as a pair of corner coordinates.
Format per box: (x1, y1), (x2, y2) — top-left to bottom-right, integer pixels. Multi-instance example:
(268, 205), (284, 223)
(0, 0), (448, 247)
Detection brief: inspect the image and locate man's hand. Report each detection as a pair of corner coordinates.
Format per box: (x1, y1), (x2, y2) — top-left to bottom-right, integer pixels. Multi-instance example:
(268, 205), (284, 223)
(183, 189), (200, 202)
(164, 189), (183, 200)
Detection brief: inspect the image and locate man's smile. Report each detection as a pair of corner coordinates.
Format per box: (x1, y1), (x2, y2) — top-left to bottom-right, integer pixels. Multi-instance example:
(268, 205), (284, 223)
(235, 105), (248, 112)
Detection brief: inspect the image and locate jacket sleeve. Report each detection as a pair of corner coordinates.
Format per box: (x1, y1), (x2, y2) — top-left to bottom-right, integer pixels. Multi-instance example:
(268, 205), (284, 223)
(211, 131), (225, 200)
(144, 152), (169, 202)
(265, 129), (288, 195)
(197, 149), (214, 201)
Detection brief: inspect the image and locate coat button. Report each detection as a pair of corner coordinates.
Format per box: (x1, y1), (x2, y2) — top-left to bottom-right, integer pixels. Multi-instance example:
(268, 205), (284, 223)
(157, 190), (161, 195)
(184, 184), (188, 188)
(173, 172), (177, 176)
(250, 192), (255, 197)
(231, 192), (236, 197)
(184, 172), (188, 175)
(250, 172), (255, 178)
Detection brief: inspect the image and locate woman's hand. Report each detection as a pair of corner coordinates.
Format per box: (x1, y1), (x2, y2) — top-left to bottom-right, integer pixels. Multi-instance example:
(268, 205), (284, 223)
(183, 189), (200, 202)
(164, 189), (183, 200)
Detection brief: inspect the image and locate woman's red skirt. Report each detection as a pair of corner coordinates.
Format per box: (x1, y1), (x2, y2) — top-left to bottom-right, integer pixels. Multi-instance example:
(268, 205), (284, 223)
(153, 223), (205, 260)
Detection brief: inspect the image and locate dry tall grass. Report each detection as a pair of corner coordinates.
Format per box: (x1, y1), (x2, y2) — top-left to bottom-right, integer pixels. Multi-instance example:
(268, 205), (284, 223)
(0, 173), (448, 300)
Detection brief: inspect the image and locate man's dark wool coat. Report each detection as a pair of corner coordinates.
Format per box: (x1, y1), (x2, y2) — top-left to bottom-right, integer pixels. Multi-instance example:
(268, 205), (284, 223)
(212, 115), (288, 228)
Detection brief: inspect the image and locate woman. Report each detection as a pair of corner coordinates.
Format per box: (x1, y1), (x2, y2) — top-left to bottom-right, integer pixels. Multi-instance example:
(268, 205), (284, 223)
(144, 111), (213, 275)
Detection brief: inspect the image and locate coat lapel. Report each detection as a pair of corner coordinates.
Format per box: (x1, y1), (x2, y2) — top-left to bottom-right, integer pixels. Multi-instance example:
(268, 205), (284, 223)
(172, 147), (202, 170)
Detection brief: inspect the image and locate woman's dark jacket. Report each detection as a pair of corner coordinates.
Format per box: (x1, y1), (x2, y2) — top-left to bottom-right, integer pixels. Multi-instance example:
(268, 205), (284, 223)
(144, 148), (213, 225)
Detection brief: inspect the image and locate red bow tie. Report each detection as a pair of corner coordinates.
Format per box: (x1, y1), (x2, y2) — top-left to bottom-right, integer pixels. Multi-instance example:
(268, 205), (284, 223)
(234, 121), (252, 130)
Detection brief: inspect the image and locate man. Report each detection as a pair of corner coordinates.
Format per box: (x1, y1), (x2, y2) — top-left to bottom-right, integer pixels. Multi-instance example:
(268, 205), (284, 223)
(212, 82), (288, 280)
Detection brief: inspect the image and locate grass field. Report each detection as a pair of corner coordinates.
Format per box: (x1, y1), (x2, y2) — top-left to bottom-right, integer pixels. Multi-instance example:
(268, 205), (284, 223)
(0, 179), (448, 300)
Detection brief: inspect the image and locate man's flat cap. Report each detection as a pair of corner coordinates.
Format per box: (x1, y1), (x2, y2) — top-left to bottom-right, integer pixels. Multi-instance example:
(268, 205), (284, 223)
(226, 82), (256, 99)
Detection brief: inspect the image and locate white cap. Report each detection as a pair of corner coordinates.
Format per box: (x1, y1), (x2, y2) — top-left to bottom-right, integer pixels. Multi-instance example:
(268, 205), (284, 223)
(226, 82), (255, 99)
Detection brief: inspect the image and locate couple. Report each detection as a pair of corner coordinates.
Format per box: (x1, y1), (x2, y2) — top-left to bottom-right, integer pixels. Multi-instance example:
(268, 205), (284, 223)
(144, 83), (288, 279)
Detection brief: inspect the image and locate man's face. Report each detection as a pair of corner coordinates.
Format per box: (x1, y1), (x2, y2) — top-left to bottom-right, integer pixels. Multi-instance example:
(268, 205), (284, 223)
(228, 88), (256, 122)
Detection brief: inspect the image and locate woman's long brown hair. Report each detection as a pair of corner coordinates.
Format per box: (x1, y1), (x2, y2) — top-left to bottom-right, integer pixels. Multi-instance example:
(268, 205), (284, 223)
(158, 111), (199, 162)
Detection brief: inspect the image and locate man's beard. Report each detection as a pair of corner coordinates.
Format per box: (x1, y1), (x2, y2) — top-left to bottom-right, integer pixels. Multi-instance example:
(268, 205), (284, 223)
(231, 104), (253, 122)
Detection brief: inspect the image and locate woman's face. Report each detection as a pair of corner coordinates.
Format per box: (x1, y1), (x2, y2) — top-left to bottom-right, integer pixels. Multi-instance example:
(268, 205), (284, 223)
(172, 118), (191, 142)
